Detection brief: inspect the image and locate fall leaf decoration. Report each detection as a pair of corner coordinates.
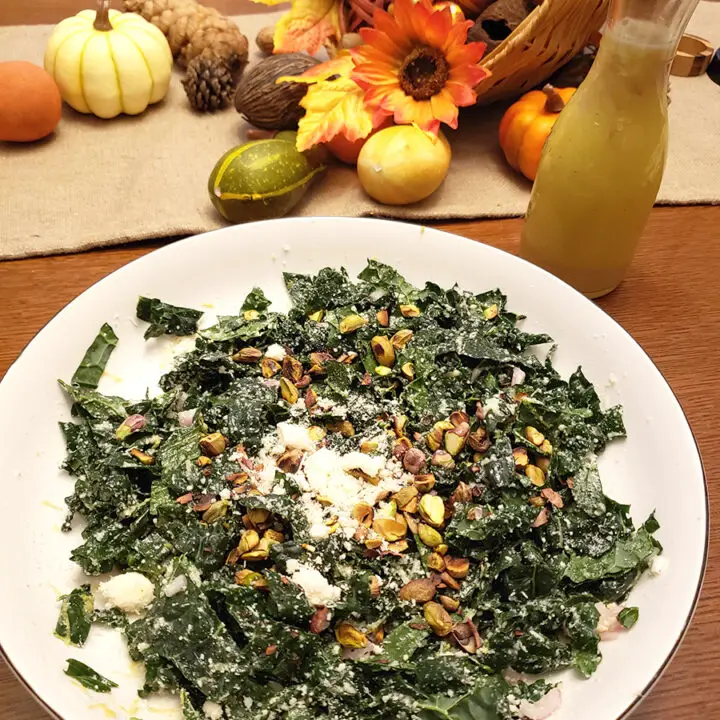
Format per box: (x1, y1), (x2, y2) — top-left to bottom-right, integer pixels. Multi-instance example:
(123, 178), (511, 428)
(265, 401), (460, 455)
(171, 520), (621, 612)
(279, 52), (378, 152)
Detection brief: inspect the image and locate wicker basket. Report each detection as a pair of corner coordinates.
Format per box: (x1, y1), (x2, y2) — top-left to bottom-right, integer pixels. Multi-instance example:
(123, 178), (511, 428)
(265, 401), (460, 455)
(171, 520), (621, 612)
(474, 0), (609, 104)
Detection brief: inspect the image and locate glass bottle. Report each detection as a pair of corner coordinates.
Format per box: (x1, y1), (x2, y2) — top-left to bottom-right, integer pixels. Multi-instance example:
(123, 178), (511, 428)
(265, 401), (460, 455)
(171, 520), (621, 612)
(520, 0), (700, 298)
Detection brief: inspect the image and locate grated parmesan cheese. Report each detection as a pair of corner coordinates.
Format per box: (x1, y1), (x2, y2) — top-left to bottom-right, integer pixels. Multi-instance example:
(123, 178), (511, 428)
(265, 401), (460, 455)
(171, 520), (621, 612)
(98, 572), (155, 613)
(286, 559), (342, 607)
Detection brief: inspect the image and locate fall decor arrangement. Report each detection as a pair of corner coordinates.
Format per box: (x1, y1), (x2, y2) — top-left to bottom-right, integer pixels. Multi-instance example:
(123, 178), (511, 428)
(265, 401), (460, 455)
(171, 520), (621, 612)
(123, 0), (250, 111)
(0, 62), (62, 142)
(44, 0), (173, 119)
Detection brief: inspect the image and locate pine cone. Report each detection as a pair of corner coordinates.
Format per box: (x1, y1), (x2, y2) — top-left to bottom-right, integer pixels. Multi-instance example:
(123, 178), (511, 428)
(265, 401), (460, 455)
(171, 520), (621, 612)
(182, 55), (237, 112)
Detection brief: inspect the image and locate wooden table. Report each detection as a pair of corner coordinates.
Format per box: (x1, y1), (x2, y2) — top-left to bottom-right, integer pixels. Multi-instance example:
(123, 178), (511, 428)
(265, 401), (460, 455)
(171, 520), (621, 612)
(1, 2), (719, 719)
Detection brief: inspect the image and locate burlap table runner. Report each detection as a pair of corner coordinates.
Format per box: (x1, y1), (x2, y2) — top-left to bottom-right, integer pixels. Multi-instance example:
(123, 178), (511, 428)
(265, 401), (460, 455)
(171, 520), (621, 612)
(1, 4), (719, 260)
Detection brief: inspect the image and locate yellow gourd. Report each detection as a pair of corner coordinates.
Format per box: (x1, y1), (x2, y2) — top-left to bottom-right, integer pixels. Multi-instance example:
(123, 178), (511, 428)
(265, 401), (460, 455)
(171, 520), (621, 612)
(44, 0), (172, 119)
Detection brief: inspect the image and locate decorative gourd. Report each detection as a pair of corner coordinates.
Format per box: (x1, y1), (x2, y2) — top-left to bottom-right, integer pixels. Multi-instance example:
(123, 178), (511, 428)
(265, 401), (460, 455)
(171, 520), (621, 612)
(498, 84), (576, 181)
(44, 0), (173, 119)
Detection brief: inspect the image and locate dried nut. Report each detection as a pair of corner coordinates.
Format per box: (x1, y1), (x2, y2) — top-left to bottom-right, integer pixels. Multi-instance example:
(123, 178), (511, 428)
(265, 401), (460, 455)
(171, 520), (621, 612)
(451, 482), (473, 505)
(130, 448), (155, 465)
(529, 495), (545, 508)
(513, 447), (530, 468)
(338, 351), (358, 364)
(264, 529), (286, 543)
(399, 304), (421, 318)
(280, 377), (299, 404)
(404, 511), (419, 534)
(360, 439), (378, 453)
(431, 450), (455, 469)
(445, 557), (470, 579)
(352, 502), (374, 526)
(419, 494), (446, 527)
(373, 517), (407, 541)
(449, 411), (470, 427)
(238, 529), (260, 554)
(541, 487), (564, 508)
(532, 507), (550, 528)
(525, 426), (545, 446)
(439, 571), (460, 591)
(444, 424), (469, 456)
(483, 304), (499, 320)
(439, 595), (460, 612)
(536, 456), (551, 472)
(305, 387), (318, 409)
(376, 308), (390, 327)
(335, 622), (367, 648)
(353, 525), (368, 542)
(393, 436), (412, 458)
(414, 473), (436, 493)
(328, 420), (355, 437)
(196, 455), (212, 467)
(387, 539), (409, 553)
(539, 439), (553, 455)
(403, 496), (419, 514)
(452, 620), (481, 654)
(391, 329), (414, 349)
(401, 362), (415, 380)
(115, 413), (147, 440)
(199, 432), (226, 457)
(277, 448), (303, 473)
(339, 314), (367, 334)
(526, 464), (546, 487)
(370, 575), (382, 597)
(255, 24), (275, 53)
(308, 309), (325, 322)
(282, 356), (304, 383)
(235, 569), (264, 586)
(365, 537), (383, 550)
(427, 552), (446, 572)
(435, 543), (449, 556)
(394, 485), (419, 510)
(425, 427), (444, 452)
(403, 447), (426, 474)
(243, 309), (260, 320)
(393, 415), (408, 436)
(467, 428), (490, 452)
(399, 577), (437, 602)
(308, 425), (326, 442)
(371, 336), (396, 367)
(310, 607), (331, 634)
(261, 357), (281, 377)
(417, 523), (443, 548)
(233, 347), (263, 363)
(424, 601), (453, 636)
(248, 508), (271, 525)
(202, 500), (229, 524)
(325, 514), (339, 527)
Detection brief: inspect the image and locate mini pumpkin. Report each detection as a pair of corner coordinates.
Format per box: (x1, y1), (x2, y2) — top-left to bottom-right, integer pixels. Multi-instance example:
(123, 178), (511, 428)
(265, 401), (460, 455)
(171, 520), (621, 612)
(44, 0), (173, 119)
(499, 84), (576, 181)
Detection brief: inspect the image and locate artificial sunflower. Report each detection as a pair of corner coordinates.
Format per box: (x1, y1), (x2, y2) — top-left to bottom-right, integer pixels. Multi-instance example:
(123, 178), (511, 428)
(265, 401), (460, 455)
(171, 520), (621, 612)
(351, 0), (490, 134)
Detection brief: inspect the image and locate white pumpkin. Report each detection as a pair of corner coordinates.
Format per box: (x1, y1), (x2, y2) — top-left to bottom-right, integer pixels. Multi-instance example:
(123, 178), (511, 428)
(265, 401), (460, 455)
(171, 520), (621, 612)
(44, 0), (173, 119)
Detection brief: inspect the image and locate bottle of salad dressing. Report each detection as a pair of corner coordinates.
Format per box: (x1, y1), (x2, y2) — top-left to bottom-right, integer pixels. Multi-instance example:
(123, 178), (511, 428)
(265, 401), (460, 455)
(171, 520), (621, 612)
(520, 0), (699, 298)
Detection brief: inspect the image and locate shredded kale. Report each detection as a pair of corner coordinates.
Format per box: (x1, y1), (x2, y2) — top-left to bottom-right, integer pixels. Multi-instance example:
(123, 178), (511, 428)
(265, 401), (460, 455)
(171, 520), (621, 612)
(64, 659), (118, 692)
(55, 261), (659, 719)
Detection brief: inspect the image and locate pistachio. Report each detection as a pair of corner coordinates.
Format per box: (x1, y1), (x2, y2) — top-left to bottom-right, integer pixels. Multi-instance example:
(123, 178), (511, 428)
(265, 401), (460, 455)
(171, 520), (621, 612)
(316, 495), (334, 507)
(435, 543), (449, 556)
(403, 447), (426, 474)
(399, 577), (437, 603)
(353, 525), (369, 542)
(264, 529), (286, 543)
(310, 607), (331, 634)
(483, 304), (499, 320)
(244, 309), (260, 320)
(339, 314), (367, 334)
(200, 432), (226, 457)
(445, 557), (470, 579)
(360, 371), (373, 386)
(390, 328), (414, 349)
(193, 495), (215, 512)
(238, 529), (260, 554)
(202, 500), (229, 524)
(327, 420), (355, 437)
(452, 619), (481, 654)
(352, 502), (374, 527)
(393, 415), (408, 436)
(338, 351), (358, 364)
(308, 425), (326, 442)
(364, 537), (383, 550)
(536, 456), (551, 472)
(444, 423), (469, 456)
(513, 447), (530, 468)
(370, 575), (382, 597)
(376, 308), (390, 327)
(467, 428), (490, 453)
(235, 569), (264, 587)
(393, 436), (412, 458)
(425, 427), (444, 452)
(176, 492), (193, 505)
(424, 601), (453, 636)
(532, 507), (550, 528)
(387, 539), (409, 553)
(539, 439), (553, 455)
(414, 473), (436, 493)
(449, 411), (470, 427)
(305, 387), (318, 409)
(232, 347), (263, 363)
(439, 571), (461, 591)
(277, 448), (303, 473)
(308, 351), (332, 376)
(371, 336), (396, 367)
(400, 362), (415, 380)
(129, 448), (155, 465)
(261, 357), (281, 377)
(399, 304), (421, 318)
(360, 439), (378, 453)
(525, 426), (545, 446)
(419, 494), (445, 527)
(541, 487), (564, 509)
(373, 517), (407, 542)
(115, 414), (146, 440)
(307, 309), (325, 322)
(439, 595), (460, 612)
(394, 485), (419, 510)
(243, 535), (275, 560)
(282, 355), (304, 383)
(427, 552), (446, 572)
(325, 514), (339, 527)
(335, 622), (367, 648)
(525, 464), (546, 487)
(196, 455), (212, 467)
(529, 495), (545, 508)
(431, 450), (455, 469)
(374, 366), (392, 377)
(451, 482), (473, 505)
(280, 377), (299, 404)
(417, 523), (443, 548)
(248, 508), (271, 525)
(404, 511), (419, 534)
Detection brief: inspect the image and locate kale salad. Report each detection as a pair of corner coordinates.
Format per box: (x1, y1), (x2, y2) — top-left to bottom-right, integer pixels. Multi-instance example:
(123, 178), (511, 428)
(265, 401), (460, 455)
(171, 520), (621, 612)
(55, 261), (661, 720)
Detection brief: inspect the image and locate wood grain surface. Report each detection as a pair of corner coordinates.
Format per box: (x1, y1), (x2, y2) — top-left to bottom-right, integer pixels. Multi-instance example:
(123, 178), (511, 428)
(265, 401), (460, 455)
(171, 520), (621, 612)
(1, 2), (719, 719)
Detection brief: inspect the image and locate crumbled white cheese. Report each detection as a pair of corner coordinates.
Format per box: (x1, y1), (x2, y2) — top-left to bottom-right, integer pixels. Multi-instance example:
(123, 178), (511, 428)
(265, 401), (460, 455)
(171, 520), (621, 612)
(202, 700), (224, 720)
(340, 452), (385, 477)
(649, 555), (668, 576)
(277, 422), (315, 451)
(163, 574), (188, 598)
(265, 344), (287, 362)
(286, 559), (342, 607)
(98, 572), (155, 613)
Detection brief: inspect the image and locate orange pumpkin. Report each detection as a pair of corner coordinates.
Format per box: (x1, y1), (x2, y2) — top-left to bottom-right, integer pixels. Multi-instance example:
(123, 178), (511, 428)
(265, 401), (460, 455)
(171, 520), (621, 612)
(499, 85), (576, 181)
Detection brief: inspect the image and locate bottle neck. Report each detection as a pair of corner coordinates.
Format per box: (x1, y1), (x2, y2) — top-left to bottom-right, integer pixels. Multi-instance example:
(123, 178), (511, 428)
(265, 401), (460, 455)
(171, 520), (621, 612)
(607, 0), (700, 49)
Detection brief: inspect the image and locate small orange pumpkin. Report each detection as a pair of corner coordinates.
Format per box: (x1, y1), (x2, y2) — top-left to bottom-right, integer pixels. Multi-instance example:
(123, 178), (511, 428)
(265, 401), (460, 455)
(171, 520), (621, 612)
(499, 84), (577, 181)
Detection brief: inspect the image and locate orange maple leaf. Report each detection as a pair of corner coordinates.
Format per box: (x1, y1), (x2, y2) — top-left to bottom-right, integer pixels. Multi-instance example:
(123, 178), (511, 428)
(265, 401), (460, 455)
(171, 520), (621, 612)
(262, 0), (342, 55)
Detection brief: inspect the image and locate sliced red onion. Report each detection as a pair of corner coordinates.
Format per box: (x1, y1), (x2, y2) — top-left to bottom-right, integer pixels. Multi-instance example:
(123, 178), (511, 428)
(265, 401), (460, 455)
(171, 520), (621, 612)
(178, 409), (197, 427)
(511, 367), (527, 386)
(518, 687), (562, 720)
(595, 601), (625, 640)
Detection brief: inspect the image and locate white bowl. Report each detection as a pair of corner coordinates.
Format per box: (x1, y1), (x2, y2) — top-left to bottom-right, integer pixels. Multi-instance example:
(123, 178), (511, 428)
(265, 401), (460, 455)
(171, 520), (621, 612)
(0, 218), (707, 720)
